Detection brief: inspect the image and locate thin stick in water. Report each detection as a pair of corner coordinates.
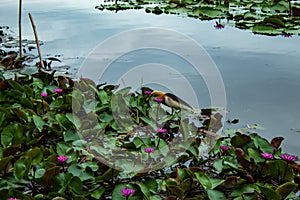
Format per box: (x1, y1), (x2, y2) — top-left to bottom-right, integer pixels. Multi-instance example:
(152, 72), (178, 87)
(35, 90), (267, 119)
(18, 0), (22, 58)
(28, 12), (45, 69)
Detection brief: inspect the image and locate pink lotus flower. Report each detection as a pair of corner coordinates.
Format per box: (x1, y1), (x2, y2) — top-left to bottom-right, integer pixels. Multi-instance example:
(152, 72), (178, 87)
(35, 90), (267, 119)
(143, 90), (152, 95)
(121, 188), (135, 197)
(154, 97), (164, 103)
(57, 155), (68, 163)
(157, 128), (167, 133)
(280, 153), (298, 162)
(40, 93), (48, 97)
(261, 152), (273, 159)
(54, 88), (63, 93)
(7, 198), (20, 200)
(145, 148), (155, 153)
(220, 145), (230, 151)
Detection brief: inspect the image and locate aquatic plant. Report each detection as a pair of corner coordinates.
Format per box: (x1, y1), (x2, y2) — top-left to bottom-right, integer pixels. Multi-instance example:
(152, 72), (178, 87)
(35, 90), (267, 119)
(0, 71), (299, 199)
(97, 0), (300, 36)
(0, 26), (63, 71)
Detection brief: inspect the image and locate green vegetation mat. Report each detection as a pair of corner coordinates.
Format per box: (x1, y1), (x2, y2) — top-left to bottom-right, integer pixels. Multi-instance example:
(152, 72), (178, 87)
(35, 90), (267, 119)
(0, 69), (299, 199)
(97, 0), (300, 36)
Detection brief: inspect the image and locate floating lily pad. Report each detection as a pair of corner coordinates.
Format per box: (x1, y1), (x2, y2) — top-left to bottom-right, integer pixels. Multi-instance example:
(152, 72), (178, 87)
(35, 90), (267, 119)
(252, 23), (283, 35)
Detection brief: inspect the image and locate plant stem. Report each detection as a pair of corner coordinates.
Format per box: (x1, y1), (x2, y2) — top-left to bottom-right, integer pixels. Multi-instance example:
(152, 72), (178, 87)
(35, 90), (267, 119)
(41, 100), (44, 113)
(28, 13), (45, 69)
(31, 165), (37, 195)
(260, 161), (266, 174)
(157, 137), (161, 149)
(111, 168), (114, 185)
(136, 109), (139, 124)
(282, 162), (289, 182)
(18, 0), (22, 58)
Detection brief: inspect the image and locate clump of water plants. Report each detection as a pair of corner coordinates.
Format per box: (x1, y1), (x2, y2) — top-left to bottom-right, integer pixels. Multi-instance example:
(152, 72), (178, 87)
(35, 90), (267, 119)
(97, 0), (300, 36)
(0, 70), (299, 199)
(0, 26), (68, 77)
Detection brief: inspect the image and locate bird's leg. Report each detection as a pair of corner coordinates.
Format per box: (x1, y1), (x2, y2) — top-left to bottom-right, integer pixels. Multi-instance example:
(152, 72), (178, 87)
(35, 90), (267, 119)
(155, 104), (160, 127)
(175, 110), (181, 126)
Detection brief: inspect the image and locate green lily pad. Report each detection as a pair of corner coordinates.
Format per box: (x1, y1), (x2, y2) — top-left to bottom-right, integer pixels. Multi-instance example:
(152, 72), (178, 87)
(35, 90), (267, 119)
(252, 23), (283, 35)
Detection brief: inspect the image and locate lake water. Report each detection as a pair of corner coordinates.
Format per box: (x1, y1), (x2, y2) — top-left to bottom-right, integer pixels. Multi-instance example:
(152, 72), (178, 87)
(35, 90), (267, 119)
(1, 0), (300, 155)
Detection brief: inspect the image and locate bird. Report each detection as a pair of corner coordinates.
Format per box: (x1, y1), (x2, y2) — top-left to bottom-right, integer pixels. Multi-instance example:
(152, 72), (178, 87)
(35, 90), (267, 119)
(147, 90), (222, 140)
(147, 90), (194, 112)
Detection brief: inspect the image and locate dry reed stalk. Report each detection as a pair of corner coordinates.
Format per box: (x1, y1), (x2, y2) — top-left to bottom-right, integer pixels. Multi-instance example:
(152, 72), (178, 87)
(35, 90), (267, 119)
(18, 0), (22, 58)
(28, 12), (45, 69)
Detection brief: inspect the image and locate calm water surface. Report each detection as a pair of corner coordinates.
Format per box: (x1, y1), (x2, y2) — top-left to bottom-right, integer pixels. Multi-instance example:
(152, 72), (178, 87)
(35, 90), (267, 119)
(1, 0), (300, 155)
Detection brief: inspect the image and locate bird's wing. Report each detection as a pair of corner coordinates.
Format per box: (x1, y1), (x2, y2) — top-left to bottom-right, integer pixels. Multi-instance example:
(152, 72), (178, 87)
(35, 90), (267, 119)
(165, 93), (193, 110)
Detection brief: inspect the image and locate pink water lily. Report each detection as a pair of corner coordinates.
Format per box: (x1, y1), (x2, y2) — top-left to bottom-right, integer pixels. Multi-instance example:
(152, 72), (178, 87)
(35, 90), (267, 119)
(57, 155), (68, 163)
(157, 128), (167, 133)
(154, 97), (164, 103)
(40, 93), (48, 97)
(261, 152), (274, 159)
(281, 33), (292, 38)
(54, 88), (63, 93)
(220, 145), (230, 151)
(121, 188), (135, 197)
(214, 22), (224, 30)
(143, 90), (152, 95)
(145, 147), (155, 153)
(280, 153), (298, 162)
